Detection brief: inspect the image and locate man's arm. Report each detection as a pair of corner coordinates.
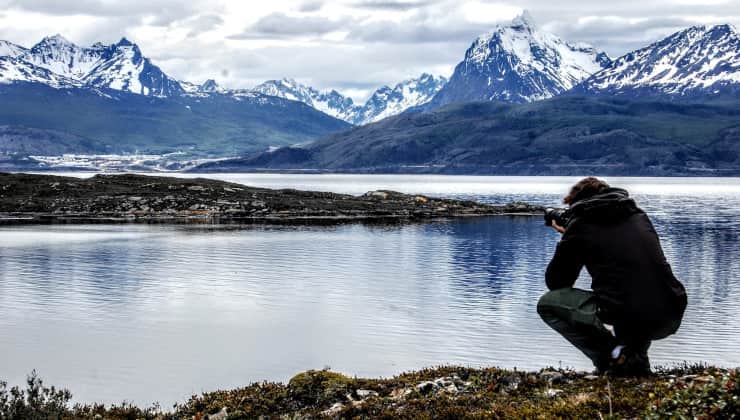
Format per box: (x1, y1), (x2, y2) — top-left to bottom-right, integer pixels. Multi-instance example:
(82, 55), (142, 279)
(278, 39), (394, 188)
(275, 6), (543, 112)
(545, 225), (584, 290)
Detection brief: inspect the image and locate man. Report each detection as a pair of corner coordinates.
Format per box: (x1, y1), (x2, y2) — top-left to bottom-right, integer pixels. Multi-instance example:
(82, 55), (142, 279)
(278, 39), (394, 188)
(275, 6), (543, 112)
(537, 177), (687, 376)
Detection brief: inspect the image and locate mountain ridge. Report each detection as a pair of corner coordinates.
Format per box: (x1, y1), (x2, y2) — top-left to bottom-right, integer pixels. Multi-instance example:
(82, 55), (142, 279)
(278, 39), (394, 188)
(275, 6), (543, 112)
(0, 35), (447, 124)
(253, 73), (447, 125)
(573, 23), (740, 99)
(5, 34), (185, 97)
(3, 18), (738, 124)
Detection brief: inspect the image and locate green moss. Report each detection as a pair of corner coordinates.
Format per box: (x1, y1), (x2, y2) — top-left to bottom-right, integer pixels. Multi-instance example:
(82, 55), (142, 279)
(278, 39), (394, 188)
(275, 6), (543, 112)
(288, 369), (356, 407)
(2, 366), (738, 419)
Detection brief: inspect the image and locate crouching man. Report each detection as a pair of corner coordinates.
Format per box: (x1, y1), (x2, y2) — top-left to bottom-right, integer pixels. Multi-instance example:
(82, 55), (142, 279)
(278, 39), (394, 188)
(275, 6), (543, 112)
(537, 177), (687, 376)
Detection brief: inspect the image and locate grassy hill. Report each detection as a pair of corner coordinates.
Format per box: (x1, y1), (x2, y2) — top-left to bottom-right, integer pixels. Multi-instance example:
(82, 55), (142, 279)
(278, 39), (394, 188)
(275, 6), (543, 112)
(0, 82), (350, 157)
(196, 96), (740, 176)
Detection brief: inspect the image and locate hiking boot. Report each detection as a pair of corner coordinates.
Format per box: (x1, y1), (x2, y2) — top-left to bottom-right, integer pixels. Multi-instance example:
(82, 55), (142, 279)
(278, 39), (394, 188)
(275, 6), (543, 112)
(608, 347), (652, 377)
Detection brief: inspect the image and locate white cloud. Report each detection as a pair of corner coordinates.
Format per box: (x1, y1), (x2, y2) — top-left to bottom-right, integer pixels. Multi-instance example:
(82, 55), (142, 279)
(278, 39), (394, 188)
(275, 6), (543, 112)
(461, 2), (522, 24)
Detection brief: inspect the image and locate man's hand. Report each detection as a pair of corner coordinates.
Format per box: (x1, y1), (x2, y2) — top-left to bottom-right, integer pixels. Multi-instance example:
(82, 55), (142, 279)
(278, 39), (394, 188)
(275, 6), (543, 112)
(551, 220), (566, 234)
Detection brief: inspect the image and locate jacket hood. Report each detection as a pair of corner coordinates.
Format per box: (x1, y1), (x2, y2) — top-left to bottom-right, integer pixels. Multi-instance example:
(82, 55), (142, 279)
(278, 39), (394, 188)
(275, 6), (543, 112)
(569, 187), (642, 224)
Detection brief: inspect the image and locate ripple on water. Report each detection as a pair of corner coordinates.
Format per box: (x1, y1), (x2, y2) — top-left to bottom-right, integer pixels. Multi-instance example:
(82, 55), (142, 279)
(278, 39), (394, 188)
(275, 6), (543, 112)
(1, 175), (739, 406)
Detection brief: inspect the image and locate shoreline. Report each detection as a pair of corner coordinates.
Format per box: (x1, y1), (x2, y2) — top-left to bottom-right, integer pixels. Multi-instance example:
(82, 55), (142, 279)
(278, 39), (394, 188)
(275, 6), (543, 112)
(0, 172), (543, 225)
(3, 365), (737, 419)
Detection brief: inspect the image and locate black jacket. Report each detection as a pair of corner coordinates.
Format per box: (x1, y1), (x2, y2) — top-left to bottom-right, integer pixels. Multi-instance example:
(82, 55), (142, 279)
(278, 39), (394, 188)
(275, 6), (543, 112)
(546, 188), (687, 333)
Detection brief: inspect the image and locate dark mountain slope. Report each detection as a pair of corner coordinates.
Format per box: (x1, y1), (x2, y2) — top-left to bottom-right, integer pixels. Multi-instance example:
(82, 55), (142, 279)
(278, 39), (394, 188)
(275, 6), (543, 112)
(195, 96), (740, 176)
(0, 82), (350, 156)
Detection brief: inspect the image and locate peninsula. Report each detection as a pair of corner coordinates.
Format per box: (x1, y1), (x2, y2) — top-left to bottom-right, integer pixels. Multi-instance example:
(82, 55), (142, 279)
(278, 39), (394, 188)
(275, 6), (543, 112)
(0, 173), (542, 224)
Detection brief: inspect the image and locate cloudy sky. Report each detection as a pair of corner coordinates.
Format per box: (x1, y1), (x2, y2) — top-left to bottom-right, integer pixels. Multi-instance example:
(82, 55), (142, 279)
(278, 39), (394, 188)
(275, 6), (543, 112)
(0, 0), (738, 101)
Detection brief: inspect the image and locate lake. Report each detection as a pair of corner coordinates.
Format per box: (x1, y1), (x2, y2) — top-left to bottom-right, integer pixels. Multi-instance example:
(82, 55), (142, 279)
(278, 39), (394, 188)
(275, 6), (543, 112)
(1, 174), (739, 407)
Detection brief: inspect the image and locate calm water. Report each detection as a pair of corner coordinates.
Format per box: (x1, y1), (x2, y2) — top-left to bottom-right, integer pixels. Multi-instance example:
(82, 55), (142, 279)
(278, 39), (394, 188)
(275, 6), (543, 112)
(1, 175), (740, 407)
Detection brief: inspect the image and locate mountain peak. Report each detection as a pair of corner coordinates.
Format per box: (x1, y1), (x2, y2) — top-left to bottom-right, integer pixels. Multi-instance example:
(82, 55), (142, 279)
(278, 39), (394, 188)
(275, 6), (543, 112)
(357, 73), (448, 124)
(32, 34), (77, 52)
(510, 10), (536, 29)
(200, 79), (219, 92)
(706, 23), (737, 37)
(427, 17), (610, 106)
(117, 37), (134, 46)
(42, 34), (72, 44)
(417, 72), (435, 82)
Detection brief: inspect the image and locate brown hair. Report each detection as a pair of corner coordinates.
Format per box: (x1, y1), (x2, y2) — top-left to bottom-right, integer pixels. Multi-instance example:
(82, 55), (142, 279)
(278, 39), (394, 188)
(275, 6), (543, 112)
(563, 177), (610, 205)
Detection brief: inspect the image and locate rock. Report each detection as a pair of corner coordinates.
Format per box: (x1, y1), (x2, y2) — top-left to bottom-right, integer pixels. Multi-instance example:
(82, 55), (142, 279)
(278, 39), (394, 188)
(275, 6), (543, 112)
(321, 402), (345, 416)
(187, 186), (206, 191)
(204, 407), (228, 420)
(444, 384), (458, 393)
(416, 381), (439, 394)
(584, 375), (600, 381)
(545, 388), (564, 398)
(434, 378), (455, 387)
(366, 191), (389, 200)
(540, 370), (565, 384)
(390, 388), (412, 400)
(501, 374), (521, 391)
(356, 389), (378, 399)
(678, 374), (698, 383)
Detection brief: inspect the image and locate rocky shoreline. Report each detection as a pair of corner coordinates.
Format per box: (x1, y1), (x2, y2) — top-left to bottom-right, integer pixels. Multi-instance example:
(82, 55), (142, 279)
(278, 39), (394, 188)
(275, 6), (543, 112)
(2, 366), (737, 419)
(0, 173), (543, 224)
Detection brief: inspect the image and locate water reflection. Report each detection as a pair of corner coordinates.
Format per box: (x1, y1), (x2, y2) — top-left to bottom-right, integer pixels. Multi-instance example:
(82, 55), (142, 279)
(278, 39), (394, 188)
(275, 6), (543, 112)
(1, 176), (739, 407)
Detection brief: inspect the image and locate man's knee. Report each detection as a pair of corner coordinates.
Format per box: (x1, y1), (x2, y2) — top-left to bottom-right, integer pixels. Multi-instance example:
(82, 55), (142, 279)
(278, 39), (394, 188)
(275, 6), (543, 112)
(537, 290), (563, 321)
(537, 289), (564, 313)
(537, 288), (590, 324)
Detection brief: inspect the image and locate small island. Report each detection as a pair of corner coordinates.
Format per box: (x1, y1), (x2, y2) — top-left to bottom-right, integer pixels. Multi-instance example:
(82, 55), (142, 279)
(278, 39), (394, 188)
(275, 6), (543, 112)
(0, 173), (542, 224)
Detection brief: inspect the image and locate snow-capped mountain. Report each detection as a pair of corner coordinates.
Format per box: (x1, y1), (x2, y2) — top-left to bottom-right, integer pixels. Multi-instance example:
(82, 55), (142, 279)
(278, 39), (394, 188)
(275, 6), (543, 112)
(357, 73), (447, 124)
(574, 24), (740, 98)
(199, 79), (221, 93)
(4, 21), (738, 131)
(82, 38), (184, 96)
(252, 74), (447, 125)
(181, 79), (227, 96)
(0, 34), (183, 96)
(0, 40), (26, 58)
(23, 35), (108, 79)
(252, 78), (361, 123)
(0, 55), (80, 87)
(428, 11), (611, 108)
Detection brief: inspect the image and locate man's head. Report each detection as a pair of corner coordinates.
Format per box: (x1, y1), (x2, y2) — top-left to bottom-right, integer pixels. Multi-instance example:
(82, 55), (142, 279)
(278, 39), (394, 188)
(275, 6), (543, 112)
(563, 177), (610, 205)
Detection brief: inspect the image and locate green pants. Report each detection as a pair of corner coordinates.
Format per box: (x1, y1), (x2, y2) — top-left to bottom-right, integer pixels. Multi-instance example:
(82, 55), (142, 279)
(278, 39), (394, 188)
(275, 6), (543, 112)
(537, 288), (627, 371)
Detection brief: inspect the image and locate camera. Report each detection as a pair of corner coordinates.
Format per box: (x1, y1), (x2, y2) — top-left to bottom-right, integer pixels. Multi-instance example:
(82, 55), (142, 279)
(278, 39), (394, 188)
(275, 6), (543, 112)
(544, 208), (570, 227)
